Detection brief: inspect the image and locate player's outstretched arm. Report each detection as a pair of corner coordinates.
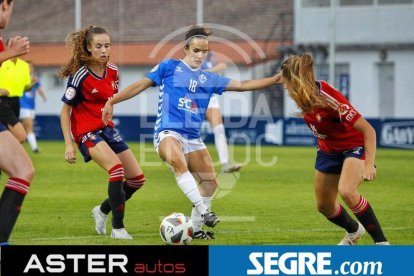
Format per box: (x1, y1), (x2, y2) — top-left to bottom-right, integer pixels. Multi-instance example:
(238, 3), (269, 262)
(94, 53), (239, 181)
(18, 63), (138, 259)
(0, 36), (30, 63)
(102, 77), (153, 125)
(225, 73), (281, 92)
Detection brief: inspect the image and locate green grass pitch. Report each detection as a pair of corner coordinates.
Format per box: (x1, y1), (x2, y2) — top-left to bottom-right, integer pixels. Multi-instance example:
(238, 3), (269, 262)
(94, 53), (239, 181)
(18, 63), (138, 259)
(8, 141), (414, 245)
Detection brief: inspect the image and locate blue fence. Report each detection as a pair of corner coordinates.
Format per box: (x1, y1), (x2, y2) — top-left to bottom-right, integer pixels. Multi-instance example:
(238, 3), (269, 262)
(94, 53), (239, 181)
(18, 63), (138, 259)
(34, 115), (414, 149)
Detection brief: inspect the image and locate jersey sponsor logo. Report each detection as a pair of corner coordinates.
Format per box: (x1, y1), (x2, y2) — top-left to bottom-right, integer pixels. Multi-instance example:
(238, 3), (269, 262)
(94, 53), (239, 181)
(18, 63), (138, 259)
(65, 87), (76, 100)
(199, 74), (207, 84)
(346, 109), (357, 122)
(178, 97), (198, 114)
(175, 66), (183, 72)
(309, 124), (327, 139)
(91, 88), (99, 94)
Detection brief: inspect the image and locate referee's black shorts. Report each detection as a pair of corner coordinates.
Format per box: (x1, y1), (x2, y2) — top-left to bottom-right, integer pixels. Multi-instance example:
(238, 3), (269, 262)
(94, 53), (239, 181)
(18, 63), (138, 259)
(0, 96), (20, 127)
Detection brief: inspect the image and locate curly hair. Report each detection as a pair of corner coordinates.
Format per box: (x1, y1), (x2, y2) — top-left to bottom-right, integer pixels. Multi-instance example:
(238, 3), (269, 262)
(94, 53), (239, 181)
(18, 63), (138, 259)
(281, 53), (330, 115)
(58, 26), (109, 78)
(184, 25), (211, 49)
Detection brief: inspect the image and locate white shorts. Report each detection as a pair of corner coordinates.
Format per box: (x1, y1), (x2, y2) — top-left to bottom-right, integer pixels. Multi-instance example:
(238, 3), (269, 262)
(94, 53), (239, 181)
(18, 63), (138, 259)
(20, 108), (35, 119)
(208, 95), (220, 109)
(154, 130), (206, 155)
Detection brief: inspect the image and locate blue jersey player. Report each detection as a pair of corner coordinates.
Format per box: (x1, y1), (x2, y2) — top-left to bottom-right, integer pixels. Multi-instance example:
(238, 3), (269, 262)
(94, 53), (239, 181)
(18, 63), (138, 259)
(102, 25), (281, 239)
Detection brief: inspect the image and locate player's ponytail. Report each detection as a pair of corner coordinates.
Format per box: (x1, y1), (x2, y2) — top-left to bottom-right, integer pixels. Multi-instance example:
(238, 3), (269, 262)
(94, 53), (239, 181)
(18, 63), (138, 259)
(281, 53), (329, 115)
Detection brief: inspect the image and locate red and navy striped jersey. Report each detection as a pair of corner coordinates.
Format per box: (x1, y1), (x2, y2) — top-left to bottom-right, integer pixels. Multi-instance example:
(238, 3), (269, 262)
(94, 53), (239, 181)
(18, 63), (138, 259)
(304, 80), (364, 152)
(61, 62), (119, 143)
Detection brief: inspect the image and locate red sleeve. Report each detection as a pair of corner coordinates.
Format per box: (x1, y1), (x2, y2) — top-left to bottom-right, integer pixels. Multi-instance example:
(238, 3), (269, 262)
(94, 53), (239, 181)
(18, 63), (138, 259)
(320, 80), (361, 125)
(0, 39), (4, 65)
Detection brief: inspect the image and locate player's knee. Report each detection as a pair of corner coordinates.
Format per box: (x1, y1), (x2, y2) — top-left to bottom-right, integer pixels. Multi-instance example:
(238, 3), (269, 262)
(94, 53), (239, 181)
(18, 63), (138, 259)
(26, 165), (35, 181)
(170, 160), (188, 174)
(338, 188), (358, 204)
(14, 160), (35, 182)
(316, 202), (333, 216)
(14, 129), (27, 144)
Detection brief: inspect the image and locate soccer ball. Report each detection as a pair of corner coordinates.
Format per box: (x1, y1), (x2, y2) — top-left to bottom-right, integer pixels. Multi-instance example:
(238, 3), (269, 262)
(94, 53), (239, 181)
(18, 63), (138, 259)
(160, 213), (194, 245)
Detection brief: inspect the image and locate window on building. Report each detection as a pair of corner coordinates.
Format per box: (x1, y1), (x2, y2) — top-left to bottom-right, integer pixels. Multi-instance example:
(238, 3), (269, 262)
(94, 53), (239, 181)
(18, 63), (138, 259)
(377, 62), (395, 118)
(315, 63), (350, 99)
(302, 0), (330, 7)
(339, 0), (373, 5)
(378, 0), (413, 4)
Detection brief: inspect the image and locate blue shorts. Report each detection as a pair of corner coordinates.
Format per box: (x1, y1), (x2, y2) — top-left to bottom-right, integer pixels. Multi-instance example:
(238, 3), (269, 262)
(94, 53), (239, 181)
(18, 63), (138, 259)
(315, 147), (365, 174)
(0, 123), (7, 132)
(78, 127), (129, 162)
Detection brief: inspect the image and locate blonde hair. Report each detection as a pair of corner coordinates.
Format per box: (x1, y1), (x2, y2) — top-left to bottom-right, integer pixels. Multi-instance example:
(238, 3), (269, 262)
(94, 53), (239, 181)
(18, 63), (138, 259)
(281, 53), (330, 115)
(58, 26), (109, 78)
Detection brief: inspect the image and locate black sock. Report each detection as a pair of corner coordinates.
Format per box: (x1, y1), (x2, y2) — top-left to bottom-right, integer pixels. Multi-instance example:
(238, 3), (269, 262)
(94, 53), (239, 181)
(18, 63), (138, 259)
(107, 165), (125, 229)
(327, 204), (359, 233)
(0, 178), (30, 242)
(100, 182), (139, 214)
(352, 196), (387, 243)
(108, 180), (125, 229)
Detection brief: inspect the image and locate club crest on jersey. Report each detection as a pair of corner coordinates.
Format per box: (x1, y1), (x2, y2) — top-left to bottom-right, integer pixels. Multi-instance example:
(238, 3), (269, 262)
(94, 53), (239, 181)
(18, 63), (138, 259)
(65, 87), (76, 100)
(338, 104), (350, 115)
(316, 114), (322, 122)
(199, 74), (207, 84)
(112, 81), (119, 90)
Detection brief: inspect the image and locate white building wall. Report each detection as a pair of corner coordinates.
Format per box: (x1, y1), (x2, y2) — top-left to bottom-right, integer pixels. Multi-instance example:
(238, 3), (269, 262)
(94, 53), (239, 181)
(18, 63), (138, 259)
(391, 50), (414, 117)
(291, 0), (414, 118)
(295, 1), (414, 44)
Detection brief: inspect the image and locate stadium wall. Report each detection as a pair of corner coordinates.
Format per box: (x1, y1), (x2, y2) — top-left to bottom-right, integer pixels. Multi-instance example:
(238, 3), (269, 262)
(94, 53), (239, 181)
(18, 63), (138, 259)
(34, 115), (414, 150)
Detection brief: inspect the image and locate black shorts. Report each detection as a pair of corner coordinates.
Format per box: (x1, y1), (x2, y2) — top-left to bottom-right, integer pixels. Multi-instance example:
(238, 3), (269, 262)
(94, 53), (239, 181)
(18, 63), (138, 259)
(0, 122), (7, 132)
(315, 147), (365, 174)
(0, 96), (20, 127)
(78, 127), (129, 162)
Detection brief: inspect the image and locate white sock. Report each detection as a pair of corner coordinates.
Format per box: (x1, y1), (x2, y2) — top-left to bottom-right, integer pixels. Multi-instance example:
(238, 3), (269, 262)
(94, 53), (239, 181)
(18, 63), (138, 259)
(27, 132), (38, 151)
(191, 196), (213, 232)
(212, 124), (229, 164)
(175, 171), (208, 215)
(202, 196), (213, 209)
(191, 206), (203, 232)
